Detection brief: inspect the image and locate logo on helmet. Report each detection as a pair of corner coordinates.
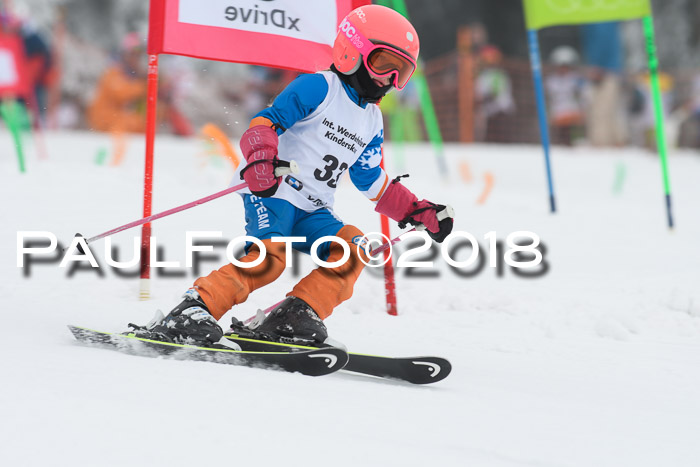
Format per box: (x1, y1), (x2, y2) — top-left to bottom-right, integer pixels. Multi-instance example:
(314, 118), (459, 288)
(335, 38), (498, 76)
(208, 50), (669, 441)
(339, 18), (355, 39)
(339, 18), (365, 49)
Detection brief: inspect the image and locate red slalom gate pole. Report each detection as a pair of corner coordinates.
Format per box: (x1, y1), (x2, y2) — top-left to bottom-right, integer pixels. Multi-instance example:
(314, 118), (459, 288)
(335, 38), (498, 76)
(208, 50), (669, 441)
(139, 54), (159, 300)
(379, 213), (398, 316)
(378, 158), (398, 316)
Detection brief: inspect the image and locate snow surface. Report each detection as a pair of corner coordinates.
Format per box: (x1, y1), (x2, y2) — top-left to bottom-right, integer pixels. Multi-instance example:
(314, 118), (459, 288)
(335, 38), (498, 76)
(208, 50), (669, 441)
(2, 130), (700, 467)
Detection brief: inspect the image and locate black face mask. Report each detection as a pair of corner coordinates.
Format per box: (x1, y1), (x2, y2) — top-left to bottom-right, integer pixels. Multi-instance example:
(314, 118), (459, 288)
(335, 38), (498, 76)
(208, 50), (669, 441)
(331, 63), (393, 104)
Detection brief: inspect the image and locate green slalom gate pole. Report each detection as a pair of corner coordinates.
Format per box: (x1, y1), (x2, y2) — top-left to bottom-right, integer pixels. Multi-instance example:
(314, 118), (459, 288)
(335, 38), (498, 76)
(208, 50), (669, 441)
(377, 0), (449, 179)
(389, 107), (406, 172)
(412, 66), (449, 178)
(612, 161), (627, 196)
(0, 99), (27, 173)
(95, 147), (108, 166)
(643, 15), (674, 228)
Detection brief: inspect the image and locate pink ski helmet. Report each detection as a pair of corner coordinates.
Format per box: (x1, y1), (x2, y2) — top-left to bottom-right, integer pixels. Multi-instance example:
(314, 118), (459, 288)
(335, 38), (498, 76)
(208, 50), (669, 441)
(333, 5), (419, 90)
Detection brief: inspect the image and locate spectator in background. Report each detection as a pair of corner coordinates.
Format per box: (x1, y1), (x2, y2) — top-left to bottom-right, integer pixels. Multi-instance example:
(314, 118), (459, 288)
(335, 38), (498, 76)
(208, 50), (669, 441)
(87, 32), (148, 133)
(628, 69), (673, 150)
(242, 67), (269, 123)
(380, 79), (422, 142)
(545, 46), (585, 146)
(87, 32), (193, 135)
(239, 66), (298, 124)
(468, 22), (489, 57)
(677, 74), (700, 148)
(474, 45), (514, 142)
(157, 56), (194, 136)
(21, 21), (56, 122)
(581, 22), (627, 147)
(0, 10), (57, 123)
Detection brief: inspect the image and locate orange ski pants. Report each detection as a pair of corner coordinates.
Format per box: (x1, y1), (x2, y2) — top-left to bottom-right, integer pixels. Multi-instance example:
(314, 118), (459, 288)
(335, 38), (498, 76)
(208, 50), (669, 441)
(194, 225), (369, 320)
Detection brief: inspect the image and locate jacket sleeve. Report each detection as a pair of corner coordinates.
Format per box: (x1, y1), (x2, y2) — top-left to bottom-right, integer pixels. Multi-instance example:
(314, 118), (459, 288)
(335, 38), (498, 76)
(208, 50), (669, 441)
(349, 130), (389, 202)
(254, 73), (329, 134)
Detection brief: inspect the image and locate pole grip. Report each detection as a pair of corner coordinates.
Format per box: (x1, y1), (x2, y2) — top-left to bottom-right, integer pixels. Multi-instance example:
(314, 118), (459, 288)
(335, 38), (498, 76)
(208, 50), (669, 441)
(274, 160), (299, 177)
(437, 205), (454, 221)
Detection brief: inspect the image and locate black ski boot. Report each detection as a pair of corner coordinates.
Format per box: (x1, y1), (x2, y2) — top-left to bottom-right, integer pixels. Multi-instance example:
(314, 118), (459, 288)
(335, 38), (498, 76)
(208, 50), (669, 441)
(253, 296), (328, 345)
(135, 289), (226, 347)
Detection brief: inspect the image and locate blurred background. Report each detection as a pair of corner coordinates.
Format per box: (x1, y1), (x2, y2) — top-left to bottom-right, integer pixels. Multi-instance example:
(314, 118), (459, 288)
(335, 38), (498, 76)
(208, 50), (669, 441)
(5, 6), (700, 464)
(2, 0), (700, 148)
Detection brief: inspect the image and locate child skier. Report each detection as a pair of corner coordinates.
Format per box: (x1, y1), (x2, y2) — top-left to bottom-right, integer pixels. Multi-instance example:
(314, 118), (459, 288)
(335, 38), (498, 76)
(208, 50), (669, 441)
(138, 5), (454, 347)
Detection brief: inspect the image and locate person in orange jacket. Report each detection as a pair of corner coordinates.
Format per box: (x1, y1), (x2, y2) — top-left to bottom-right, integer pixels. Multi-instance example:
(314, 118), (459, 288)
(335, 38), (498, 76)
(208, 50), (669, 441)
(87, 33), (148, 133)
(87, 32), (193, 136)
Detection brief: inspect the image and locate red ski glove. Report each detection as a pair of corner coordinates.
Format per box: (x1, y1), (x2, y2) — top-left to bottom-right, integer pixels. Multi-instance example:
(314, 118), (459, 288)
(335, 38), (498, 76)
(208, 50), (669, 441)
(239, 125), (280, 198)
(375, 176), (454, 243)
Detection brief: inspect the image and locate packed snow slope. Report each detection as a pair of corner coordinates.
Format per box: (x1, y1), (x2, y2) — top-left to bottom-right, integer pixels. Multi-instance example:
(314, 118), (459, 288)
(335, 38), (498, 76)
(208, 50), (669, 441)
(2, 130), (700, 467)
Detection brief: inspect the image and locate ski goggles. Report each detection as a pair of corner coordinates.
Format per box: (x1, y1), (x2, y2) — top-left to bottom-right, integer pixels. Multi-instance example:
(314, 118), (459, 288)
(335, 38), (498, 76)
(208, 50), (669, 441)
(341, 19), (416, 90)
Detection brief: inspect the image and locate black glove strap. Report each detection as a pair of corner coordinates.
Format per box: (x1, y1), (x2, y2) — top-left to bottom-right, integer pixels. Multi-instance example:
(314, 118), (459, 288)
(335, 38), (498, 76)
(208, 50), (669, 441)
(240, 158), (291, 180)
(399, 204), (454, 243)
(398, 202), (438, 229)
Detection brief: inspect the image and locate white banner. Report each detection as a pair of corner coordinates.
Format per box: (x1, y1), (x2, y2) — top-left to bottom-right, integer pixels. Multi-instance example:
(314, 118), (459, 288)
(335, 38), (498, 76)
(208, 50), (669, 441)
(178, 0), (338, 45)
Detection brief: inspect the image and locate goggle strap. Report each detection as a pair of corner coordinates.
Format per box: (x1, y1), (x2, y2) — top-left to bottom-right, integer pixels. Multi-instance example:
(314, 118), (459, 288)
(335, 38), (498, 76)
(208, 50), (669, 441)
(341, 18), (377, 56)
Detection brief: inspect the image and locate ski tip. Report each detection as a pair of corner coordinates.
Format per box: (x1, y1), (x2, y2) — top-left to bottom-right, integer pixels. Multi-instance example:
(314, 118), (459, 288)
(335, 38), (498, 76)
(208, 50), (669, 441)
(67, 325), (102, 346)
(67, 324), (95, 333)
(408, 357), (451, 384)
(66, 324), (83, 337)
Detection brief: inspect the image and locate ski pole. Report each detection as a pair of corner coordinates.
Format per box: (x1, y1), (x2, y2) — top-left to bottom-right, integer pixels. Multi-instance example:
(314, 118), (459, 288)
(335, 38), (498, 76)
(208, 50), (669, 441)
(367, 229), (415, 257)
(75, 162), (298, 246)
(367, 205), (454, 257)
